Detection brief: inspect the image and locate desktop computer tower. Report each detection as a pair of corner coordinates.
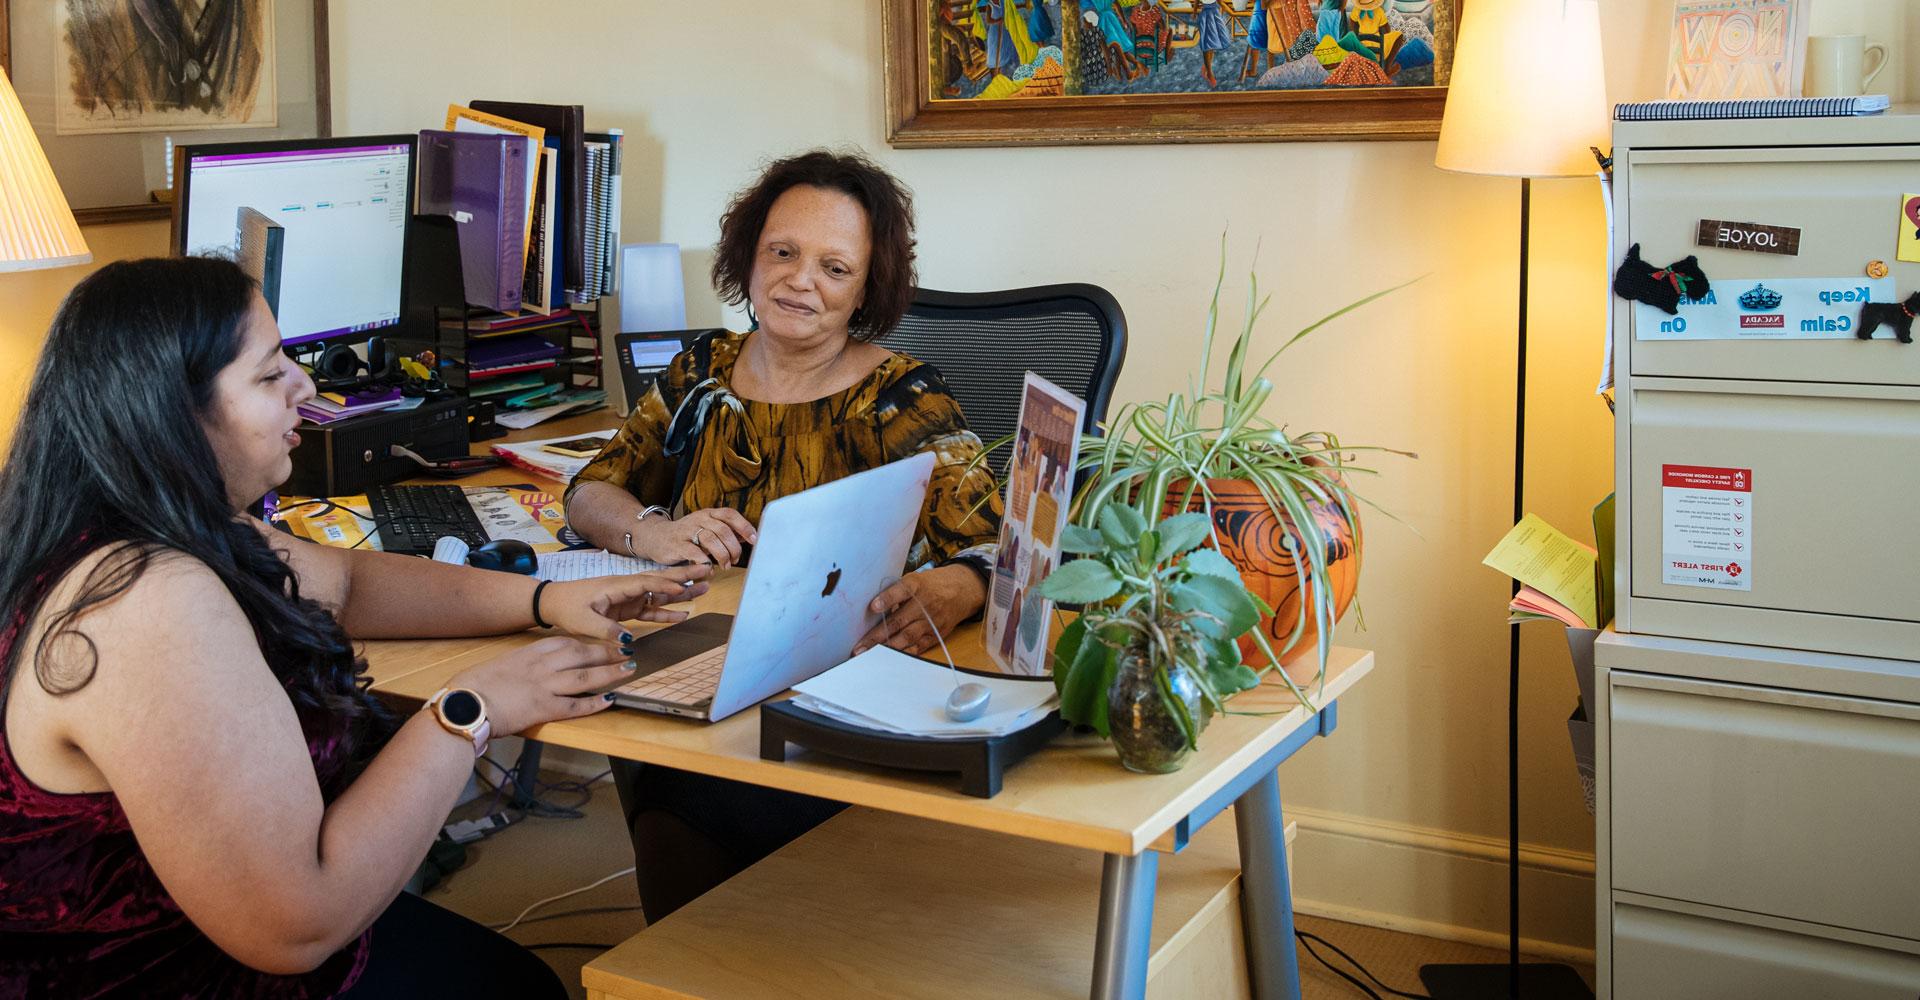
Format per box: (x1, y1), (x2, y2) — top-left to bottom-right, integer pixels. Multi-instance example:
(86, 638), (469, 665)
(282, 396), (470, 497)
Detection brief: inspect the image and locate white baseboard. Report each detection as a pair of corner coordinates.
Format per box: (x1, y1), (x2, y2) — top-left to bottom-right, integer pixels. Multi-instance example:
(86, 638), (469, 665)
(1286, 804), (1598, 964)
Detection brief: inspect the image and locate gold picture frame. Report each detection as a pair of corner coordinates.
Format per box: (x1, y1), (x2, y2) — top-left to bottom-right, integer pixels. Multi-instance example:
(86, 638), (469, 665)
(885, 0), (1459, 147)
(0, 0), (332, 225)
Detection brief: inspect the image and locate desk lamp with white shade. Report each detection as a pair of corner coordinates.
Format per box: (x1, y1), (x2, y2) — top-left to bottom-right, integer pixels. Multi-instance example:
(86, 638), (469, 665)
(1429, 0), (1607, 997)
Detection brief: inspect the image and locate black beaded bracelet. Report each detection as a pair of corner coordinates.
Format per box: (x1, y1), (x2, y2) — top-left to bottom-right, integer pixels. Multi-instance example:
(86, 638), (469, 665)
(531, 579), (554, 629)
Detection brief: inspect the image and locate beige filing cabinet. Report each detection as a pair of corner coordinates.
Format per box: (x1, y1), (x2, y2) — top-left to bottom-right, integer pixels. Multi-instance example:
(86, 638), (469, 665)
(1611, 112), (1920, 660)
(1602, 113), (1920, 998)
(1592, 630), (1920, 999)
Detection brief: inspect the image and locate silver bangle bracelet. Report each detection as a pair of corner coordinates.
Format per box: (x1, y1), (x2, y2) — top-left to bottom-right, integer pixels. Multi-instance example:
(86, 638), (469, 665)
(626, 506), (669, 559)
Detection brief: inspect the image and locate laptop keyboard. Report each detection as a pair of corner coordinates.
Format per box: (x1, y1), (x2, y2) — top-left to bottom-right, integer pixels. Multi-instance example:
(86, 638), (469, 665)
(618, 645), (730, 706)
(366, 484), (489, 556)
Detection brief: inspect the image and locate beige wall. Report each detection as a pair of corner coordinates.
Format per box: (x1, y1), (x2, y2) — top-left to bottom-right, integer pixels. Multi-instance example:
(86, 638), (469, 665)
(3, 0), (1910, 956)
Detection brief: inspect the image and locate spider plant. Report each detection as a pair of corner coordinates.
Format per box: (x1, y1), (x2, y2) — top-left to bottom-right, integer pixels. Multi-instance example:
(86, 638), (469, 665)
(1047, 250), (1413, 717)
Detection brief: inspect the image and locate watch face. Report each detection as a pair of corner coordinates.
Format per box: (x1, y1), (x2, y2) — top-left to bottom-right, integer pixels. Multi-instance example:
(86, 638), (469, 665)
(441, 690), (483, 727)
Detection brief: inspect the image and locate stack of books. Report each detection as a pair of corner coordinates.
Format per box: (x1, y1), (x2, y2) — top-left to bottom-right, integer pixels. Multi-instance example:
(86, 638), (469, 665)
(298, 387), (408, 425)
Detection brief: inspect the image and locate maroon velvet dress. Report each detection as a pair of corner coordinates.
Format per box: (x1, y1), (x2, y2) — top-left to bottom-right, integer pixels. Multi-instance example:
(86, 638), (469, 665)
(0, 568), (371, 997)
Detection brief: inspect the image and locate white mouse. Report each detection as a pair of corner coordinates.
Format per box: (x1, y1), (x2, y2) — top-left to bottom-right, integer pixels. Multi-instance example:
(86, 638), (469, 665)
(945, 682), (991, 723)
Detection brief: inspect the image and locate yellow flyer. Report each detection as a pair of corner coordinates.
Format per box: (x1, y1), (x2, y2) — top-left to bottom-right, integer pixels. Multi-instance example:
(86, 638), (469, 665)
(274, 485), (572, 552)
(1898, 194), (1920, 264)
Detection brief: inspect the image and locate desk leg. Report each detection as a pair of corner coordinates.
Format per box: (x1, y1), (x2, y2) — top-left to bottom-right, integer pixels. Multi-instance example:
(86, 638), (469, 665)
(1090, 850), (1159, 1000)
(510, 740), (544, 810)
(1236, 768), (1301, 1000)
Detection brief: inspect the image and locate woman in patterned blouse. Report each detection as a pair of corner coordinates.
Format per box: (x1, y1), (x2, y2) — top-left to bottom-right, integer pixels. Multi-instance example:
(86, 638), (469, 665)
(563, 149), (1003, 919)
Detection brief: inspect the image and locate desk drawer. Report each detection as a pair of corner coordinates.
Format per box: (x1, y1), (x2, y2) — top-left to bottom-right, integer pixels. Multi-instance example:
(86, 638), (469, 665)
(1625, 378), (1920, 655)
(1624, 147), (1920, 387)
(1608, 670), (1920, 938)
(1612, 900), (1920, 1000)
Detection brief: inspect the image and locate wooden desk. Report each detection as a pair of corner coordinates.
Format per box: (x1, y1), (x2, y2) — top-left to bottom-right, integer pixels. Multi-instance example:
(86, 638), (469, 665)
(360, 409), (1375, 998)
(365, 570), (1371, 999)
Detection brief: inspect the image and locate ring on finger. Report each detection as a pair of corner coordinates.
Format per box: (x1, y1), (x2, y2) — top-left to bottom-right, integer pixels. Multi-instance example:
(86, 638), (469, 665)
(692, 527), (707, 546)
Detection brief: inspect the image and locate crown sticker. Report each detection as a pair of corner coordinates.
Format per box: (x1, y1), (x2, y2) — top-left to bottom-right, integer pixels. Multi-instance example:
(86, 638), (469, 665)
(1737, 284), (1782, 311)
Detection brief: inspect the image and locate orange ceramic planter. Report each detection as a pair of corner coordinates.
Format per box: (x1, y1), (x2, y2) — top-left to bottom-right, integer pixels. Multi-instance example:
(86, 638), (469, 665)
(1164, 477), (1361, 669)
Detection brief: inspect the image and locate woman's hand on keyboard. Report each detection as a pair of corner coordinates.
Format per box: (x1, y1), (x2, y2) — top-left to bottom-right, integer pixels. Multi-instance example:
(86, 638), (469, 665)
(541, 564), (714, 643)
(452, 636), (636, 734)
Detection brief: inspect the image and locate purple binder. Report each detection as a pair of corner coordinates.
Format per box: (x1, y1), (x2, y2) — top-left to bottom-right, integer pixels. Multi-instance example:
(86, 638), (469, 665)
(417, 130), (528, 313)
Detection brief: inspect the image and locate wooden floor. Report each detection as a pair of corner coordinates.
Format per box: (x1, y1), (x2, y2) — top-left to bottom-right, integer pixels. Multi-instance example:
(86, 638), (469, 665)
(427, 764), (1595, 999)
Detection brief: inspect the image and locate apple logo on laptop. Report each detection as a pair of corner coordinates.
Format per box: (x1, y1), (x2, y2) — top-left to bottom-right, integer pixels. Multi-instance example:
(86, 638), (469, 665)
(821, 563), (841, 597)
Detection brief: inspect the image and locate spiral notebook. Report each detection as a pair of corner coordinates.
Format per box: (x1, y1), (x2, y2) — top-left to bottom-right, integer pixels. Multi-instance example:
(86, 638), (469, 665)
(1616, 95), (1890, 121)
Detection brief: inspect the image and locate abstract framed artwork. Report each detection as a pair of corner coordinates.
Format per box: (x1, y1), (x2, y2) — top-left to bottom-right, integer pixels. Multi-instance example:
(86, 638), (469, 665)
(0, 0), (331, 225)
(885, 0), (1459, 146)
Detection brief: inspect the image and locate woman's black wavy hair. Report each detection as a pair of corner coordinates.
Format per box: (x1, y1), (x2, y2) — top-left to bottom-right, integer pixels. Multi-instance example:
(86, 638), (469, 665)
(0, 256), (392, 795)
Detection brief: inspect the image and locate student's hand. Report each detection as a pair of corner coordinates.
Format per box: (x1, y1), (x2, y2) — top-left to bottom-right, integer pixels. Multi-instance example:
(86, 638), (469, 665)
(632, 507), (758, 568)
(540, 566), (713, 643)
(853, 565), (988, 658)
(451, 636), (636, 736)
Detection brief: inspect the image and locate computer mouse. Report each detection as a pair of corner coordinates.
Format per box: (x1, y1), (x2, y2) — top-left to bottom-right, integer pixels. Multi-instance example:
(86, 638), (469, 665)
(945, 682), (991, 723)
(466, 538), (538, 575)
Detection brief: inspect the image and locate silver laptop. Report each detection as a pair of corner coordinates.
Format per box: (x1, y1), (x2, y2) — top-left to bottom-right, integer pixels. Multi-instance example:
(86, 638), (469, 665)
(609, 452), (936, 722)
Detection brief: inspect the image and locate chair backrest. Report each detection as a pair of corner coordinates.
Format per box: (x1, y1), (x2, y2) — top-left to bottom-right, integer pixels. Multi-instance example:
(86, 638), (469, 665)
(883, 283), (1127, 478)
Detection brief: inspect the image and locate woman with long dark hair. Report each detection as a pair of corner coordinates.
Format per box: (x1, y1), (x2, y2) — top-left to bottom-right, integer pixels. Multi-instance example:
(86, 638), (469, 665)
(0, 256), (710, 997)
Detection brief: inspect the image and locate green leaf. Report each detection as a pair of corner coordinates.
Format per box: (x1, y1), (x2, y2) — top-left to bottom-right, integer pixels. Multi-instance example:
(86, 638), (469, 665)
(1154, 512), (1212, 561)
(1098, 506), (1133, 553)
(1135, 529), (1159, 569)
(1035, 559), (1123, 605)
(1109, 503), (1147, 539)
(1060, 524), (1105, 555)
(1050, 618), (1088, 698)
(1180, 547), (1242, 581)
(1198, 637), (1260, 698)
(1170, 575), (1260, 638)
(1058, 628), (1123, 735)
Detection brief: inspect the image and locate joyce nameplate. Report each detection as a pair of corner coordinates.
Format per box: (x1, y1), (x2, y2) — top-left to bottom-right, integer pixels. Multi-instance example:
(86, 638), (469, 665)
(1697, 219), (1800, 256)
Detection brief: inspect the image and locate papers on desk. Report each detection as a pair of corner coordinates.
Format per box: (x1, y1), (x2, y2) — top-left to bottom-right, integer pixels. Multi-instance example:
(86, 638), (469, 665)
(791, 646), (1059, 740)
(431, 536), (667, 581)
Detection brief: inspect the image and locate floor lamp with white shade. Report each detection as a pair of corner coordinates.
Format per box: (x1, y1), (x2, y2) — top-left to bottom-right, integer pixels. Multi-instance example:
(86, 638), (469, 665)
(0, 67), (90, 271)
(1428, 1), (1607, 997)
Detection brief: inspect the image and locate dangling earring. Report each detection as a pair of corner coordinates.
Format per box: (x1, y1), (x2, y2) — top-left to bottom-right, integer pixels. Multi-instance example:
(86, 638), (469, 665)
(745, 301), (759, 332)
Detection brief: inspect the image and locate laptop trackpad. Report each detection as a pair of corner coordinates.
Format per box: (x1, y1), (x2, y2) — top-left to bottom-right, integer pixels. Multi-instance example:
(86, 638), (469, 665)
(626, 613), (733, 678)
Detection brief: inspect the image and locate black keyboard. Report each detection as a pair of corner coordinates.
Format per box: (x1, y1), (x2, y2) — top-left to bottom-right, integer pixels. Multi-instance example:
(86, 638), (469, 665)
(365, 484), (489, 556)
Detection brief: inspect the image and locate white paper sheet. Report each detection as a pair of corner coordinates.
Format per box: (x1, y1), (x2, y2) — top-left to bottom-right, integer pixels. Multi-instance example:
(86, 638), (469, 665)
(791, 646), (1058, 739)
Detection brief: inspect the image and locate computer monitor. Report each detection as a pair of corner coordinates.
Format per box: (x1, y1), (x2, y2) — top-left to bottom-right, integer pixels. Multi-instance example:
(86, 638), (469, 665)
(173, 135), (415, 348)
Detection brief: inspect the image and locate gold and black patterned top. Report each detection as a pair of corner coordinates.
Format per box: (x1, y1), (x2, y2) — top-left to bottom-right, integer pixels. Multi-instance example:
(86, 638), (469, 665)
(568, 330), (1000, 571)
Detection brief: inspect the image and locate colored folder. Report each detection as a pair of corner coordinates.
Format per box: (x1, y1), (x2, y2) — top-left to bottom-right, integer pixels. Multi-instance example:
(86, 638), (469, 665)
(469, 100), (586, 301)
(416, 130), (530, 313)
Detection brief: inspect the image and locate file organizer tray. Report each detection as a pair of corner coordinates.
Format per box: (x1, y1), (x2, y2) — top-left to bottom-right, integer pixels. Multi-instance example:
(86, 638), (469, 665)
(760, 695), (1066, 799)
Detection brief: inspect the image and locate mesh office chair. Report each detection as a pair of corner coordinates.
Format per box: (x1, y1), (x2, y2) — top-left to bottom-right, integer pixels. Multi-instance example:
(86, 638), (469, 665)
(883, 283), (1128, 478)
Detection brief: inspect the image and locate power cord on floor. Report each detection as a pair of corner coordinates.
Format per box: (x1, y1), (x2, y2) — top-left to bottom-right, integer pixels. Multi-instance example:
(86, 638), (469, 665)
(1296, 930), (1433, 1000)
(492, 868), (637, 934)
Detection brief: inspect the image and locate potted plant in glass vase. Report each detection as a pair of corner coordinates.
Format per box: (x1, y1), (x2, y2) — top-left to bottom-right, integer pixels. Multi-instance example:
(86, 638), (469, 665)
(1036, 499), (1265, 773)
(1037, 259), (1407, 769)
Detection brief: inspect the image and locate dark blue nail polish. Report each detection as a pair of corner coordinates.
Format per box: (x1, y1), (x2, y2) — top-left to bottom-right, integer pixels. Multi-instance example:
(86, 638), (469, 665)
(619, 631), (634, 644)
(603, 692), (618, 702)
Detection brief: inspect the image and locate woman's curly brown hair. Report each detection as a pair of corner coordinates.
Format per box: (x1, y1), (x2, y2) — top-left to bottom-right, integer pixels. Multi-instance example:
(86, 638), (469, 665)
(711, 148), (918, 342)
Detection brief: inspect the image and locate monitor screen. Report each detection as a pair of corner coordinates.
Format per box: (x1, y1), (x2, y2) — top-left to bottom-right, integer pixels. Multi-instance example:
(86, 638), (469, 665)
(625, 335), (682, 373)
(176, 137), (413, 347)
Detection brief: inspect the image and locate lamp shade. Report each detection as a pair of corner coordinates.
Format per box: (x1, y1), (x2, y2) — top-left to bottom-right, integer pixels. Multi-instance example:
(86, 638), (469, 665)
(1435, 0), (1608, 178)
(0, 70), (91, 272)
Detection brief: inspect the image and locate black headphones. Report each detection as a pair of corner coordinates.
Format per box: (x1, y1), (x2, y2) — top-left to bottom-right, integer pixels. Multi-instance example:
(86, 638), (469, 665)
(311, 337), (400, 394)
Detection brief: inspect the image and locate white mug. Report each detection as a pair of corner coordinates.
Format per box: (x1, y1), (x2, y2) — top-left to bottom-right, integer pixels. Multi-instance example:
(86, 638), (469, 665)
(1803, 34), (1888, 98)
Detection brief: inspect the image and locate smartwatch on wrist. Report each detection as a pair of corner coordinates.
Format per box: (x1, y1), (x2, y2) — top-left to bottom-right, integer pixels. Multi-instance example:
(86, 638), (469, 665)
(426, 687), (492, 757)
